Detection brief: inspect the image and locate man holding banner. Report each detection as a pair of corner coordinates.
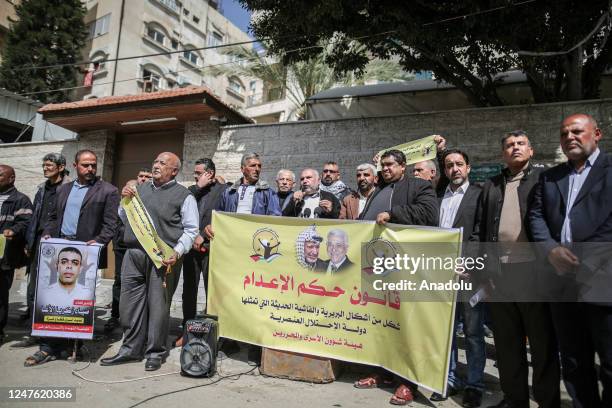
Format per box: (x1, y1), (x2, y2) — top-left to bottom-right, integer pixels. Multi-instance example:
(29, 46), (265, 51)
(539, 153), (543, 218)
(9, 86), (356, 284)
(357, 149), (439, 405)
(101, 152), (198, 372)
(25, 149), (119, 366)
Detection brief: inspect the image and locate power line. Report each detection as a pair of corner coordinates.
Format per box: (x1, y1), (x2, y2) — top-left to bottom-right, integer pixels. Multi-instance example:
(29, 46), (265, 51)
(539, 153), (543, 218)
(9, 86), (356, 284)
(6, 37), (263, 73)
(422, 0), (537, 27)
(14, 31), (396, 98)
(6, 29), (396, 73)
(14, 43), (327, 97)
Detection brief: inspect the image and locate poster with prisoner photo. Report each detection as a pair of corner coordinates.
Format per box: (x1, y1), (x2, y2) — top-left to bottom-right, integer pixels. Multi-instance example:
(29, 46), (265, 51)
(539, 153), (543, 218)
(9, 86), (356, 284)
(32, 238), (102, 339)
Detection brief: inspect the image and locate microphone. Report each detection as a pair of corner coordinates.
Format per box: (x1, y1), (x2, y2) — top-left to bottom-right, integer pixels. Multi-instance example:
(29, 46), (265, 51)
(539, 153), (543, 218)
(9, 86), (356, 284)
(314, 207), (323, 218)
(303, 208), (312, 218)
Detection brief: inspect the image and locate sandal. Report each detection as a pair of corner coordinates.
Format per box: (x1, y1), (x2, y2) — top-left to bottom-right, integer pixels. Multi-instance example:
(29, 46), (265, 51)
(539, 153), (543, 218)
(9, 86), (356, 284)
(354, 373), (394, 389)
(24, 351), (56, 367)
(389, 384), (414, 405)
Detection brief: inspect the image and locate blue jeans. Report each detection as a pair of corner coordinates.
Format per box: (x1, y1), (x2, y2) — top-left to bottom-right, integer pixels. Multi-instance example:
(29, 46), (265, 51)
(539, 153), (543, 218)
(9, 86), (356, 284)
(448, 301), (486, 391)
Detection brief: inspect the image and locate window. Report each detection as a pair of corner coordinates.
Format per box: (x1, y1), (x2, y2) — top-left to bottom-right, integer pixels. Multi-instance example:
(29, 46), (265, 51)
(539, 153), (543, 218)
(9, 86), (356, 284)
(192, 15), (200, 24)
(156, 0), (179, 13)
(171, 39), (179, 49)
(228, 77), (244, 95)
(87, 13), (111, 38)
(183, 49), (199, 65)
(207, 31), (223, 47)
(249, 81), (256, 92)
(183, 8), (190, 16)
(142, 68), (162, 92)
(146, 27), (165, 46)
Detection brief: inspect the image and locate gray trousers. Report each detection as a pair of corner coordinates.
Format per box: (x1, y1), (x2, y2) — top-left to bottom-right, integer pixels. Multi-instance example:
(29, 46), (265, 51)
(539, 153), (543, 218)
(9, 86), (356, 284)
(118, 248), (182, 359)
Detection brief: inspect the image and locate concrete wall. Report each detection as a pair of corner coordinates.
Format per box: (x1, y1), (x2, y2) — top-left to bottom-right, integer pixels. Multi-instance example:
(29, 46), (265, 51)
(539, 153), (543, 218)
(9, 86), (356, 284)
(4, 98), (612, 200)
(183, 99), (612, 190)
(0, 129), (114, 199)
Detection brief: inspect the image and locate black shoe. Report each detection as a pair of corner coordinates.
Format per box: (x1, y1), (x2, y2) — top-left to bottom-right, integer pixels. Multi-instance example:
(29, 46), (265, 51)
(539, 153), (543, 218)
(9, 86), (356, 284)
(430, 392), (447, 401)
(104, 317), (120, 333)
(11, 336), (39, 348)
(145, 357), (162, 371)
(462, 388), (482, 408)
(430, 385), (458, 401)
(100, 353), (141, 366)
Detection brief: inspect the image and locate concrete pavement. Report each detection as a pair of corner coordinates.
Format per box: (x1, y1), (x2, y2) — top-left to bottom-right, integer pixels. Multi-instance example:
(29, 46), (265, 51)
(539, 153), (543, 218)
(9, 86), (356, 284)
(0, 276), (572, 408)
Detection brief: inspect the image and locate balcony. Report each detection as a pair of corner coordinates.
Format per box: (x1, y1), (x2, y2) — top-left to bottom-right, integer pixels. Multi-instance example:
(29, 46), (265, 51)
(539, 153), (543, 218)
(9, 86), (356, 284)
(246, 88), (284, 107)
(152, 0), (180, 15)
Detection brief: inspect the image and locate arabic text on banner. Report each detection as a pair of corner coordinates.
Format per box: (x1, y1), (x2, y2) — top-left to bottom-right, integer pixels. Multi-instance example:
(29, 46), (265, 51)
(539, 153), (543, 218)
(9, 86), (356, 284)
(208, 212), (462, 394)
(376, 135), (437, 170)
(32, 238), (102, 340)
(120, 190), (174, 269)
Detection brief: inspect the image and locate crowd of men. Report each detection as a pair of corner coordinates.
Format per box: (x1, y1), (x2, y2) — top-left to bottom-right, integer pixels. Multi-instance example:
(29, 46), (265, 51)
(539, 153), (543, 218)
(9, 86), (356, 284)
(0, 112), (610, 408)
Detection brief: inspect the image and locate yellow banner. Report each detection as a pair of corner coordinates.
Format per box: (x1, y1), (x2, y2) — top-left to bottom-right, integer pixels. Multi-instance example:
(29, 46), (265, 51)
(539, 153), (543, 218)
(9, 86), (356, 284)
(0, 235), (5, 259)
(120, 190), (173, 269)
(208, 212), (462, 393)
(377, 135), (437, 170)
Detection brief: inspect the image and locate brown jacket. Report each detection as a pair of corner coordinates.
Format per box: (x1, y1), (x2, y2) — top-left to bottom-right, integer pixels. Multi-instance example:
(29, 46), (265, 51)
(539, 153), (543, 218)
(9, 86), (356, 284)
(340, 192), (361, 220)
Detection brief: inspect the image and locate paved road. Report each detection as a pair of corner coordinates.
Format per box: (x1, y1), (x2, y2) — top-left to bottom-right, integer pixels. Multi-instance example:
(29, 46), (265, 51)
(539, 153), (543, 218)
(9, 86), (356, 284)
(0, 277), (572, 408)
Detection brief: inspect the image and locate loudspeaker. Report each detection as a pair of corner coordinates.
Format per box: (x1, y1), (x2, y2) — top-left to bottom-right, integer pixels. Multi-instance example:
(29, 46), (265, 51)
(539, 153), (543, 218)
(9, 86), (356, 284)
(180, 316), (218, 377)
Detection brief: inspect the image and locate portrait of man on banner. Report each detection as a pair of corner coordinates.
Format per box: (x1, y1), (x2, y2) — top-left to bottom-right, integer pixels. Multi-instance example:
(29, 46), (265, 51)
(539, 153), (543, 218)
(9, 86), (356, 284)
(295, 226), (326, 272)
(32, 238), (101, 339)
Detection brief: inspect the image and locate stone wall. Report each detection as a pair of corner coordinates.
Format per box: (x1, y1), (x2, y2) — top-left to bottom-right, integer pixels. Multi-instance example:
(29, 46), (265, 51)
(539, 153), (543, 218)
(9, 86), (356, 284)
(183, 99), (612, 189)
(4, 98), (612, 200)
(0, 130), (115, 200)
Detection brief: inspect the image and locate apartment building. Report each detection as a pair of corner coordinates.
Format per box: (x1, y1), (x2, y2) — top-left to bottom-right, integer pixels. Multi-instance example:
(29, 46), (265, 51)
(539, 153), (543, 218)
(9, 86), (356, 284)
(0, 0), (18, 64)
(80, 0), (257, 110)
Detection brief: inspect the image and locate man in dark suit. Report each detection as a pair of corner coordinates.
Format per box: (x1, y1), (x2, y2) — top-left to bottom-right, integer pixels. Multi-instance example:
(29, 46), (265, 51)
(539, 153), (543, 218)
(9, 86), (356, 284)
(360, 149), (439, 227)
(476, 130), (560, 408)
(283, 168), (340, 219)
(430, 149), (485, 407)
(175, 158), (226, 347)
(24, 149), (119, 367)
(529, 113), (612, 408)
(322, 229), (353, 273)
(0, 165), (32, 344)
(355, 149), (438, 405)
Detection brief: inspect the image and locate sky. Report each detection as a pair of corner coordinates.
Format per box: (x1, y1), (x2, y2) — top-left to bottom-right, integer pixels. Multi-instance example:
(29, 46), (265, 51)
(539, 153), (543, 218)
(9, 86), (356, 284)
(221, 0), (253, 38)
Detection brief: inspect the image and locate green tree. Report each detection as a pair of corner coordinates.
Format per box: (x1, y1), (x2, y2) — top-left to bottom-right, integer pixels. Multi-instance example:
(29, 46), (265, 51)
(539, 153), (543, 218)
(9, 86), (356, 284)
(0, 0), (87, 103)
(240, 0), (612, 106)
(206, 44), (412, 118)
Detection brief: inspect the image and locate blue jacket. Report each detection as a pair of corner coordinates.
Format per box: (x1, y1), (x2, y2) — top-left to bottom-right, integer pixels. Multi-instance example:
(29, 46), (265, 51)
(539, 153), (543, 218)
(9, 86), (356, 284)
(217, 178), (281, 216)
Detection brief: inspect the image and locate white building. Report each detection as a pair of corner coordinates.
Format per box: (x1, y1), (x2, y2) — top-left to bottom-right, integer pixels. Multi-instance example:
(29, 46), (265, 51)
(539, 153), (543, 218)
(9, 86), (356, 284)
(79, 0), (258, 111)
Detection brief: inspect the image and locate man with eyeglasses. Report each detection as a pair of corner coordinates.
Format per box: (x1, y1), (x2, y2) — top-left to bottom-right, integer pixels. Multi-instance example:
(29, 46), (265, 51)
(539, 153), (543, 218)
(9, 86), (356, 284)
(275, 169), (295, 211)
(102, 152), (198, 371)
(320, 161), (353, 202)
(283, 168), (340, 219)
